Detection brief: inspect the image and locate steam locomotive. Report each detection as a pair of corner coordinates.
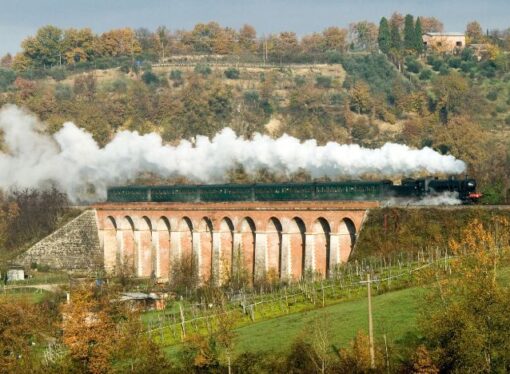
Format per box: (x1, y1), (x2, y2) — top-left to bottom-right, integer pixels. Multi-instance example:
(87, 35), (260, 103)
(107, 176), (481, 204)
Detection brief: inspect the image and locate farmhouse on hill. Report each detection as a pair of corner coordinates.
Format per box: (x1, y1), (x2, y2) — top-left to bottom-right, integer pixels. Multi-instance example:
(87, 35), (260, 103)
(422, 32), (466, 53)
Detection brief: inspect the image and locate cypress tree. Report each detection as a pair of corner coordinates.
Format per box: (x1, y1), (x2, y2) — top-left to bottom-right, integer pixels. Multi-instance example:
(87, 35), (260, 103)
(378, 17), (391, 54)
(390, 23), (401, 51)
(415, 17), (424, 54)
(403, 14), (415, 50)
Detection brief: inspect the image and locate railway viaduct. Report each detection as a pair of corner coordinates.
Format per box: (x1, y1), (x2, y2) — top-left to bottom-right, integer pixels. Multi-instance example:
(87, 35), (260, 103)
(95, 200), (378, 284)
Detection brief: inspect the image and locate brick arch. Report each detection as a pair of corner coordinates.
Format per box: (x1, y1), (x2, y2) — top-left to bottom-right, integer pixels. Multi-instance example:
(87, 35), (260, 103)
(239, 217), (256, 284)
(219, 217), (234, 284)
(267, 217), (283, 280)
(288, 217), (306, 281)
(338, 217), (356, 263)
(198, 217), (213, 283)
(156, 217), (171, 279)
(135, 216), (153, 277)
(312, 217), (331, 278)
(118, 216), (136, 275)
(178, 217), (194, 261)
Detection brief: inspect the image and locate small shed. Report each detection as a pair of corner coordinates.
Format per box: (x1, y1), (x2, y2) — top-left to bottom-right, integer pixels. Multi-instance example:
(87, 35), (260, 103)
(7, 265), (25, 282)
(118, 292), (167, 311)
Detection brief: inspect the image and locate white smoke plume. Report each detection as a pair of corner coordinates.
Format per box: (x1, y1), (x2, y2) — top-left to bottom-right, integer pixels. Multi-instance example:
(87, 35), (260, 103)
(383, 191), (463, 207)
(0, 105), (466, 203)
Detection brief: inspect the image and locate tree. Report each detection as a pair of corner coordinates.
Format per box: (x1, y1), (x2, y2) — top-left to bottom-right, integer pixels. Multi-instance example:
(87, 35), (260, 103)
(414, 17), (424, 54)
(0, 298), (50, 372)
(419, 218), (510, 373)
(404, 14), (416, 51)
(322, 26), (348, 53)
(420, 17), (444, 33)
(390, 23), (402, 51)
(349, 21), (378, 51)
(238, 24), (257, 53)
(155, 26), (170, 61)
(62, 28), (95, 64)
(21, 25), (64, 67)
(98, 28), (141, 57)
(273, 31), (300, 62)
(432, 72), (469, 123)
(349, 81), (372, 114)
(389, 12), (405, 31)
(61, 286), (118, 373)
(378, 17), (391, 54)
(466, 21), (484, 43)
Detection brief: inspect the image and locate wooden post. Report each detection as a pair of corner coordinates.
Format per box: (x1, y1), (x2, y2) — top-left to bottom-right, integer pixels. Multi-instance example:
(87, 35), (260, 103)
(179, 303), (186, 340)
(367, 273), (375, 369)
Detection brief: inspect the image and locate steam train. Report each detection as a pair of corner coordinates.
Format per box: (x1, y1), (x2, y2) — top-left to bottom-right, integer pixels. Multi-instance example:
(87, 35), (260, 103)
(107, 176), (482, 204)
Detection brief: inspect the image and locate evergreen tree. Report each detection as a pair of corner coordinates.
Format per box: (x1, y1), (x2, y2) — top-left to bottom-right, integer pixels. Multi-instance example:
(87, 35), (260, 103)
(390, 23), (401, 51)
(414, 17), (424, 54)
(378, 17), (391, 54)
(403, 14), (416, 51)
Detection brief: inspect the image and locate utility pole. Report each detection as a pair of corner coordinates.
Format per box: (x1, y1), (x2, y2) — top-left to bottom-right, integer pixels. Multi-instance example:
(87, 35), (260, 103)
(367, 273), (375, 369)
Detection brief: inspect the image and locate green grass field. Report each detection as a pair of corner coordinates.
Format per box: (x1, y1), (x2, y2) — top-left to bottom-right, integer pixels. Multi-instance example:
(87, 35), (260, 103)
(233, 285), (423, 354)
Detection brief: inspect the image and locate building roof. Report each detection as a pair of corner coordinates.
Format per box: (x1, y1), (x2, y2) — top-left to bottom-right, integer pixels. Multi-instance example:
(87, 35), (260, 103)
(424, 32), (465, 37)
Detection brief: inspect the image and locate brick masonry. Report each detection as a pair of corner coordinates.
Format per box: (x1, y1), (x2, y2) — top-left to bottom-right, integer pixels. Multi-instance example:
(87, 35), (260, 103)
(95, 201), (378, 283)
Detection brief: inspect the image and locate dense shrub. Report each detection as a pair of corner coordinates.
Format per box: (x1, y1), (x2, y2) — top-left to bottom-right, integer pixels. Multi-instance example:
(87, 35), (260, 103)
(224, 67), (240, 79)
(54, 83), (73, 100)
(294, 75), (306, 86)
(194, 64), (212, 77)
(141, 71), (159, 85)
(487, 89), (498, 101)
(405, 57), (422, 73)
(448, 57), (462, 69)
(169, 69), (182, 81)
(0, 68), (16, 91)
(325, 50), (342, 64)
(315, 75), (332, 88)
(340, 54), (404, 97)
(419, 68), (433, 80)
(243, 90), (260, 104)
(48, 67), (67, 81)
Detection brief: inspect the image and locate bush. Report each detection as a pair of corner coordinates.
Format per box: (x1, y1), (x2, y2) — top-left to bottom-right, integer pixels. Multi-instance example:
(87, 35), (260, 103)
(169, 69), (182, 81)
(224, 67), (240, 79)
(330, 92), (344, 105)
(419, 69), (433, 80)
(460, 61), (475, 73)
(325, 50), (342, 64)
(141, 71), (159, 86)
(243, 90), (259, 104)
(0, 68), (16, 91)
(448, 57), (462, 69)
(439, 65), (450, 75)
(315, 75), (332, 88)
(487, 89), (498, 101)
(294, 75), (306, 86)
(48, 67), (67, 81)
(405, 57), (422, 74)
(194, 64), (212, 77)
(505, 115), (510, 125)
(111, 79), (128, 93)
(54, 83), (73, 100)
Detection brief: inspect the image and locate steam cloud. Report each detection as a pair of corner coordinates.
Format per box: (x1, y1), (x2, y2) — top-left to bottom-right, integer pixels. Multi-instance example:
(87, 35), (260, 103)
(0, 105), (466, 203)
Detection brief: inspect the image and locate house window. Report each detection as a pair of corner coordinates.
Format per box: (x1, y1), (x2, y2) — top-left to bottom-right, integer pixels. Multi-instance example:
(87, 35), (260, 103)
(456, 41), (463, 47)
(437, 42), (442, 47)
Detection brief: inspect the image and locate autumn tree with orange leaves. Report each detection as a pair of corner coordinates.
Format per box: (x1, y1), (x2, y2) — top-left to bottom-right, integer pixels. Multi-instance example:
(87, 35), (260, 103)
(419, 217), (510, 373)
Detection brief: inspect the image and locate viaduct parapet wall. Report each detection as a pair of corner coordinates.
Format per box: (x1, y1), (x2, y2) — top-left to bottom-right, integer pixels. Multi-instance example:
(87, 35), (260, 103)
(95, 201), (378, 284)
(16, 210), (102, 272)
